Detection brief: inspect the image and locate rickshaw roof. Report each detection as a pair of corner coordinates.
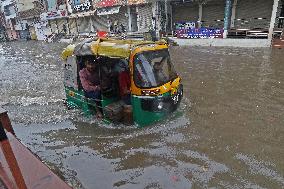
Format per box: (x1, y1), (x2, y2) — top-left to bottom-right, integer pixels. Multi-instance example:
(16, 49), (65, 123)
(61, 38), (167, 60)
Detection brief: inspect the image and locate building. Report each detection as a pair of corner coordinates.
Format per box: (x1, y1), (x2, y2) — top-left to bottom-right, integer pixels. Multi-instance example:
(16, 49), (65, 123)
(275, 0), (284, 31)
(0, 4), (7, 41)
(1, 0), (282, 42)
(15, 0), (47, 40)
(171, 0), (284, 39)
(66, 0), (133, 35)
(39, 0), (164, 38)
(40, 0), (69, 38)
(67, 0), (97, 35)
(1, 0), (18, 40)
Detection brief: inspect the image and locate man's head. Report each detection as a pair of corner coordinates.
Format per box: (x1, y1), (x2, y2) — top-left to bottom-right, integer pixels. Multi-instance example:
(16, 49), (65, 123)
(153, 61), (162, 70)
(86, 60), (96, 72)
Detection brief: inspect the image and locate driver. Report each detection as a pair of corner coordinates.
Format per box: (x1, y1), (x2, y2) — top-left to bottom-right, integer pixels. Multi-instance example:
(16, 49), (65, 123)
(79, 59), (102, 118)
(153, 60), (167, 83)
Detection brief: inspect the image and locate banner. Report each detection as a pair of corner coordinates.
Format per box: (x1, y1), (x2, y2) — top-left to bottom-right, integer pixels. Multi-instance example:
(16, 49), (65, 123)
(40, 10), (67, 20)
(97, 6), (120, 15)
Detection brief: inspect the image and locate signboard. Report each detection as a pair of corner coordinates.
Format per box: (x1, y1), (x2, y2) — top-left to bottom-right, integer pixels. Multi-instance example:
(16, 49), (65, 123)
(92, 0), (126, 8)
(40, 10), (67, 20)
(97, 6), (120, 15)
(176, 27), (224, 39)
(73, 0), (92, 12)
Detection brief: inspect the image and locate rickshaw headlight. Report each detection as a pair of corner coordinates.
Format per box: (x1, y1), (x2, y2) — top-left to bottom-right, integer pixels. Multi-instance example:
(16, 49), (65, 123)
(157, 102), (163, 110)
(141, 89), (160, 96)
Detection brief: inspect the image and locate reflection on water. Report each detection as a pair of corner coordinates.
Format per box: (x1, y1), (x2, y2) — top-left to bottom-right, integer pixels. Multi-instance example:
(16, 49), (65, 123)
(1, 41), (284, 189)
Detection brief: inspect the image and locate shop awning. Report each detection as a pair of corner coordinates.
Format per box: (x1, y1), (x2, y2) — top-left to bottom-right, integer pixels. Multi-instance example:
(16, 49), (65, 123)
(127, 0), (146, 5)
(97, 6), (121, 16)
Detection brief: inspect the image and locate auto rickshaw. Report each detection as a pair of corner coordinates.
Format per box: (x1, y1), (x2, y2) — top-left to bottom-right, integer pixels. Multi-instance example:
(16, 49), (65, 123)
(61, 38), (183, 126)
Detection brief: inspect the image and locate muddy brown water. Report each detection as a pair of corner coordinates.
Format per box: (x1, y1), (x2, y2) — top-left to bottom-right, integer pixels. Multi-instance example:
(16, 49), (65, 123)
(0, 41), (283, 189)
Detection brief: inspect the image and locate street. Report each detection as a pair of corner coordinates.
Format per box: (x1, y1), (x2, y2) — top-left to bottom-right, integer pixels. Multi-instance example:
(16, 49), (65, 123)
(0, 41), (284, 189)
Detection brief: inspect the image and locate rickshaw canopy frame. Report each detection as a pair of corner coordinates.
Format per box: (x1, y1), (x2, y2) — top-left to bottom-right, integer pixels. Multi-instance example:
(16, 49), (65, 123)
(61, 38), (168, 61)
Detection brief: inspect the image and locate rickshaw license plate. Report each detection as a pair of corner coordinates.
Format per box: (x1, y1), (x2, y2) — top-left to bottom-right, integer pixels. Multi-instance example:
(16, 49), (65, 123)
(172, 93), (180, 104)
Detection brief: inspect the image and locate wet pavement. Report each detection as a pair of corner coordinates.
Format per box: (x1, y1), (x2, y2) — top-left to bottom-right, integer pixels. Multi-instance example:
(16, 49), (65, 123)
(0, 41), (284, 189)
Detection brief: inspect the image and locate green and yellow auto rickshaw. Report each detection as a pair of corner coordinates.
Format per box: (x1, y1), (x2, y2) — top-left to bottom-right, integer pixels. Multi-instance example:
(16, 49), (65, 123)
(61, 38), (183, 126)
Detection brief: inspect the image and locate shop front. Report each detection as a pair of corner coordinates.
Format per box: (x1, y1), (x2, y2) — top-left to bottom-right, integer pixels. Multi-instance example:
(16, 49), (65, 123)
(41, 9), (68, 34)
(234, 0), (274, 29)
(202, 0), (225, 29)
(171, 1), (199, 29)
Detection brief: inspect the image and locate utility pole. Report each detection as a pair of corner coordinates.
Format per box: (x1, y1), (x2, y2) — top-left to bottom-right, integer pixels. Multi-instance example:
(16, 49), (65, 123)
(165, 0), (168, 33)
(14, 0), (21, 39)
(268, 0), (280, 42)
(223, 0), (232, 38)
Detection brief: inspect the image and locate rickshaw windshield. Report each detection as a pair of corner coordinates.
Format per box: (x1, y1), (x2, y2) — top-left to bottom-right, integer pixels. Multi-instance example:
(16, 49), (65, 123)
(133, 49), (177, 88)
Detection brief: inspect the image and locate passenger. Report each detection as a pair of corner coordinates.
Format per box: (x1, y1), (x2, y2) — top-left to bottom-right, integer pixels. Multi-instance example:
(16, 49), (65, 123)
(100, 64), (113, 92)
(79, 60), (102, 118)
(117, 60), (131, 105)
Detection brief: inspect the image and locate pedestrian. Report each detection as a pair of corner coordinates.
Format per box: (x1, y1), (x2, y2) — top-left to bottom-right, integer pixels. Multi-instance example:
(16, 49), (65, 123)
(63, 24), (67, 34)
(114, 19), (118, 33)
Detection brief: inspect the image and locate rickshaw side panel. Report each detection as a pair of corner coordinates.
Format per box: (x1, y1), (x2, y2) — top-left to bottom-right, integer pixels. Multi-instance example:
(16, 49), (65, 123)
(64, 56), (78, 90)
(65, 86), (121, 118)
(65, 86), (95, 116)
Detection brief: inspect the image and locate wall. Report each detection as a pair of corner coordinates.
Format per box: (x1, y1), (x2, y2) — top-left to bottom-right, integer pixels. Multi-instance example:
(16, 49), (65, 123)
(137, 3), (152, 32)
(1, 0), (13, 10)
(235, 0), (273, 29)
(172, 2), (199, 25)
(47, 0), (57, 11)
(171, 38), (271, 47)
(17, 0), (35, 12)
(202, 0), (225, 28)
(6, 28), (18, 40)
(3, 2), (16, 19)
(275, 0), (284, 29)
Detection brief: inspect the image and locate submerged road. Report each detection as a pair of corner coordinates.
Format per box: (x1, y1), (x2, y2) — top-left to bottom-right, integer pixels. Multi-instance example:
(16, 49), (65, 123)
(0, 41), (284, 189)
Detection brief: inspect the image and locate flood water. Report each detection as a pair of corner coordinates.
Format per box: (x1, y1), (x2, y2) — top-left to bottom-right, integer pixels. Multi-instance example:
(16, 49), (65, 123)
(0, 41), (283, 189)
